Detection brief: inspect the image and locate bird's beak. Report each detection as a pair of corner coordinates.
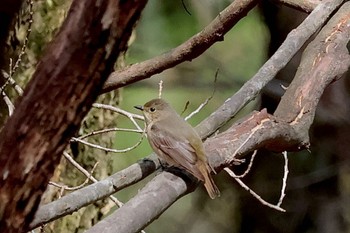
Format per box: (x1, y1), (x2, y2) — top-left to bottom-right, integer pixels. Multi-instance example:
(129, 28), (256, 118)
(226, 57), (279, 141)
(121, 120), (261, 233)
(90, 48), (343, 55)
(134, 105), (143, 111)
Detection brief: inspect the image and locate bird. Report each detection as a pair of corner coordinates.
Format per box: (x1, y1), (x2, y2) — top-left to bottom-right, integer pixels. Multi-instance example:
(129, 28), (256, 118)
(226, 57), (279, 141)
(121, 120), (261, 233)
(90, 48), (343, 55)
(134, 98), (220, 199)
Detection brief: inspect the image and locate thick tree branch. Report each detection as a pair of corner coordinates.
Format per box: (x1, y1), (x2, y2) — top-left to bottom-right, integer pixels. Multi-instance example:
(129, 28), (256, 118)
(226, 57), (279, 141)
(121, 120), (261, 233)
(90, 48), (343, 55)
(29, 1), (347, 229)
(84, 2), (350, 233)
(0, 0), (147, 232)
(274, 2), (350, 121)
(29, 155), (160, 229)
(195, 0), (345, 139)
(102, 0), (259, 93)
(87, 171), (190, 233)
(276, 0), (321, 13)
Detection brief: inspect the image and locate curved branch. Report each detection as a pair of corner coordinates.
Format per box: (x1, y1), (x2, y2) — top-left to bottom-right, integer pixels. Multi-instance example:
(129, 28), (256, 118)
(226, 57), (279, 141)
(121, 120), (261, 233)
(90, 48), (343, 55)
(195, 0), (345, 139)
(30, 155), (160, 229)
(274, 2), (350, 122)
(101, 0), (259, 93)
(85, 171), (189, 233)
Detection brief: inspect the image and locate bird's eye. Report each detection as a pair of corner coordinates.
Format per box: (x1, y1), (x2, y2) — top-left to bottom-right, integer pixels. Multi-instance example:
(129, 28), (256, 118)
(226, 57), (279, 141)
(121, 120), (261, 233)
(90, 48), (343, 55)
(150, 107), (156, 112)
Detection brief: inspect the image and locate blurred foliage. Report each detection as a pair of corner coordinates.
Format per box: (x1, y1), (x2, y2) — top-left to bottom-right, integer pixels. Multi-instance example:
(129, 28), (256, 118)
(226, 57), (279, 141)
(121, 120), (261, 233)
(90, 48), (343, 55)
(127, 1), (268, 89)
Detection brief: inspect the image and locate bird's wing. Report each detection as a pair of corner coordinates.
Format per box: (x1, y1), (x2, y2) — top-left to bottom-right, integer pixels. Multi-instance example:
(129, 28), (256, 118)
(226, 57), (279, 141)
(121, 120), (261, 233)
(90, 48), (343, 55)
(148, 124), (203, 179)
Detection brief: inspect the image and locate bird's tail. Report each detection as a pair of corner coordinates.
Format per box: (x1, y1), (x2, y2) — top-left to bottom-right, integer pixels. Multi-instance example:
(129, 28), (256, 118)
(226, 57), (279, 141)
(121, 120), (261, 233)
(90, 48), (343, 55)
(199, 163), (220, 199)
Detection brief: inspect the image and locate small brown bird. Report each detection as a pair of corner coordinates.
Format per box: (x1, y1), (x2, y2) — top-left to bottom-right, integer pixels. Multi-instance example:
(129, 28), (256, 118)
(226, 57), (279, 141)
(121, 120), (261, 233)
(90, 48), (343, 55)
(135, 98), (220, 199)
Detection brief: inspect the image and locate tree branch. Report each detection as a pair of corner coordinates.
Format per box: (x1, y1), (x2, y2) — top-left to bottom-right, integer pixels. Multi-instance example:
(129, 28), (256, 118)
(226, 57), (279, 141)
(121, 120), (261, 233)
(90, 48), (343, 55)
(195, 0), (345, 139)
(274, 1), (350, 122)
(30, 155), (160, 229)
(276, 0), (321, 13)
(101, 0), (259, 93)
(88, 171), (189, 233)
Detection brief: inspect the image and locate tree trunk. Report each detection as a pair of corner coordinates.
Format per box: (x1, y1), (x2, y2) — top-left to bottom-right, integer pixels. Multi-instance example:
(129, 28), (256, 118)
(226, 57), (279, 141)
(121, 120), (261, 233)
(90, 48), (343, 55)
(0, 0), (147, 232)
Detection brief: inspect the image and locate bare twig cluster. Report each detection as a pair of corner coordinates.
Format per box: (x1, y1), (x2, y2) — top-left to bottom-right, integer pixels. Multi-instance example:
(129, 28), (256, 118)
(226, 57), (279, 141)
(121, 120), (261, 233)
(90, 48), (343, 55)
(224, 150), (288, 212)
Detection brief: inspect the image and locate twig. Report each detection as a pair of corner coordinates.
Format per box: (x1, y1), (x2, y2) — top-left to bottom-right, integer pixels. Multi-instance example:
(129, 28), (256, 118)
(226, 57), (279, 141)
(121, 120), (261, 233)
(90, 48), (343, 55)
(63, 152), (123, 207)
(48, 162), (99, 197)
(180, 101), (190, 116)
(181, 0), (192, 16)
(1, 91), (15, 116)
(1, 0), (33, 96)
(11, 0), (33, 76)
(224, 168), (286, 212)
(225, 150), (289, 211)
(92, 103), (144, 131)
(0, 69), (23, 96)
(226, 150), (257, 178)
(184, 70), (218, 121)
(71, 132), (144, 153)
(158, 80), (163, 99)
(78, 127), (143, 140)
(184, 99), (210, 121)
(225, 119), (267, 164)
(0, 60), (12, 94)
(277, 151), (289, 207)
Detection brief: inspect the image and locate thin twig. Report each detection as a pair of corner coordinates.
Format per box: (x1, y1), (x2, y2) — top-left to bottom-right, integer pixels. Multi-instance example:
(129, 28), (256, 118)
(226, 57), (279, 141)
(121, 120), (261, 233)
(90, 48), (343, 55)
(1, 91), (15, 116)
(184, 70), (218, 121)
(0, 60), (12, 94)
(71, 132), (145, 153)
(78, 127), (143, 140)
(11, 0), (33, 76)
(277, 151), (289, 207)
(227, 150), (257, 178)
(1, 0), (33, 95)
(158, 80), (163, 99)
(63, 152), (123, 207)
(224, 167), (286, 212)
(181, 0), (192, 15)
(180, 101), (190, 116)
(92, 103), (144, 131)
(225, 119), (267, 164)
(0, 69), (23, 96)
(48, 162), (99, 197)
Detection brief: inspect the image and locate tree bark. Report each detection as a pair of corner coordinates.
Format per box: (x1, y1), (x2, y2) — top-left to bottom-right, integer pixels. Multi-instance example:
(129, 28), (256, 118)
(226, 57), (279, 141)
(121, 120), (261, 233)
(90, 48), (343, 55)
(0, 0), (147, 232)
